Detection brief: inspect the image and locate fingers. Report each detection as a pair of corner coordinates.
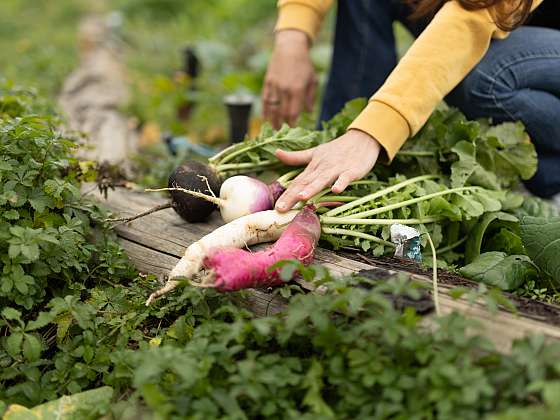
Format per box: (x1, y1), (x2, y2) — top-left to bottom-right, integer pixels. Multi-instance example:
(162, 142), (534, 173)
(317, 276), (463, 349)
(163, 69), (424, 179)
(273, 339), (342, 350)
(275, 148), (315, 166)
(275, 168), (338, 212)
(282, 86), (304, 126)
(299, 174), (339, 200)
(261, 81), (271, 120)
(263, 80), (304, 129)
(305, 76), (318, 113)
(262, 81), (282, 129)
(274, 131), (382, 212)
(331, 170), (358, 194)
(280, 89), (291, 127)
(275, 167), (314, 212)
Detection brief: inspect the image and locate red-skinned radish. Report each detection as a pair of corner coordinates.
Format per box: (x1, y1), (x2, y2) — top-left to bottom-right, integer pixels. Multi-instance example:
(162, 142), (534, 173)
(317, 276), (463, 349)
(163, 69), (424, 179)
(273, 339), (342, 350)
(201, 204), (320, 292)
(145, 208), (299, 305)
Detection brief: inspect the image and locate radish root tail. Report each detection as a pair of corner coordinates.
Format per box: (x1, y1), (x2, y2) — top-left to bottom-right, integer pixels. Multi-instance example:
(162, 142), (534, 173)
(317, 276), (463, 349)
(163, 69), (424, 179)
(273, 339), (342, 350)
(105, 202), (173, 226)
(145, 280), (180, 306)
(197, 175), (217, 198)
(145, 187), (224, 207)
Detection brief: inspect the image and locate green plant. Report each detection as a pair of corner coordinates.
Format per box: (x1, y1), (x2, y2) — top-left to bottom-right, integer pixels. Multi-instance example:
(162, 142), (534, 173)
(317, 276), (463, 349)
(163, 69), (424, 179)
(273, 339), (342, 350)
(107, 262), (560, 419)
(0, 83), (138, 406)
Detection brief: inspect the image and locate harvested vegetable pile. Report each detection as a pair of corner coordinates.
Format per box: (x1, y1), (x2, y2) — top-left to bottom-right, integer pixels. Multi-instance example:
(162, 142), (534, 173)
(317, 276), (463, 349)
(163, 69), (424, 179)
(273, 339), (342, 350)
(175, 99), (559, 300)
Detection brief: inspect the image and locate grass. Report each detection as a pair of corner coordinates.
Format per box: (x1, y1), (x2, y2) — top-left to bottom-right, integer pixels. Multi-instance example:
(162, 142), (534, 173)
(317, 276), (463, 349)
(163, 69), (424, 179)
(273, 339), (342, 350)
(0, 0), (94, 100)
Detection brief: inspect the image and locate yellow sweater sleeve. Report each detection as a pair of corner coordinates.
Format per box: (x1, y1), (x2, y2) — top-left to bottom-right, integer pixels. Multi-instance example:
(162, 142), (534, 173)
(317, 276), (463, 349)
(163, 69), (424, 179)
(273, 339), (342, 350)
(348, 0), (543, 161)
(275, 0), (334, 41)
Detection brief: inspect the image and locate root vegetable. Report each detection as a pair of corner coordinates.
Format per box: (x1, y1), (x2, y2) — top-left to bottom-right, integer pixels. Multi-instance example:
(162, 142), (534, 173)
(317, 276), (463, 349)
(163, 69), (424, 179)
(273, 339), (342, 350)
(146, 208), (299, 305)
(168, 160), (222, 222)
(148, 171), (298, 224)
(217, 175), (285, 222)
(202, 204), (320, 292)
(108, 160), (222, 225)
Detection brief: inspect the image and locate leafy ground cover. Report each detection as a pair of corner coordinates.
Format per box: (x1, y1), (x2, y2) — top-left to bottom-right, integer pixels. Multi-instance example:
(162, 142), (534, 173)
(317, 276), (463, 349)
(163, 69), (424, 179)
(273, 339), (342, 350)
(2, 84), (560, 419)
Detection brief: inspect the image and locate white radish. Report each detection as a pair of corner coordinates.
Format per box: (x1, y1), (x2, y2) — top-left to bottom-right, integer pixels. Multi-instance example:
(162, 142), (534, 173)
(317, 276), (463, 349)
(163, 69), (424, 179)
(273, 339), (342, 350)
(145, 209), (298, 305)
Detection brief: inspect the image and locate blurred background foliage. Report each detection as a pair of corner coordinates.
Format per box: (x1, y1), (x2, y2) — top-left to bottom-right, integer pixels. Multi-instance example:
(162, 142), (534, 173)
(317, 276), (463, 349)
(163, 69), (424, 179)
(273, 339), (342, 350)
(0, 0), (335, 141)
(0, 0), (411, 176)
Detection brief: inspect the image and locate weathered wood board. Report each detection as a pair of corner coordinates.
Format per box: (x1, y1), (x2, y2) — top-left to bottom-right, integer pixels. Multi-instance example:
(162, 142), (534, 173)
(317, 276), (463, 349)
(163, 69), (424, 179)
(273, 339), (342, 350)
(59, 16), (137, 167)
(94, 187), (560, 352)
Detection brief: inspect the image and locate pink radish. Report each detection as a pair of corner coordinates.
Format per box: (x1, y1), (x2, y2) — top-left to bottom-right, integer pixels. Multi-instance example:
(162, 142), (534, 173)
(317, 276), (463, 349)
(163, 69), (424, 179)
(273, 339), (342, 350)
(146, 208), (299, 305)
(201, 205), (320, 292)
(218, 176), (286, 222)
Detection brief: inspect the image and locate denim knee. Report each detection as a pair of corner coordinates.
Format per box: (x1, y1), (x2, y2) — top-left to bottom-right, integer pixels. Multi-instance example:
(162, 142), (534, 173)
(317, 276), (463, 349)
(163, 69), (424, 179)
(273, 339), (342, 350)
(446, 63), (515, 122)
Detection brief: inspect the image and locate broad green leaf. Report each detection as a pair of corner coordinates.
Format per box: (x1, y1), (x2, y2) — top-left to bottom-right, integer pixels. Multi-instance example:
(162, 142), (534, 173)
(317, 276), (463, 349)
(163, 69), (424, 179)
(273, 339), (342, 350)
(21, 243), (40, 262)
(500, 191), (525, 211)
(520, 216), (560, 282)
(2, 307), (22, 321)
(302, 359), (334, 417)
(1, 277), (13, 293)
(278, 262), (297, 282)
(321, 97), (367, 137)
(484, 122), (537, 180)
(459, 252), (538, 290)
(486, 228), (525, 256)
(2, 404), (37, 420)
(6, 332), (23, 358)
(472, 190), (503, 213)
(450, 141), (500, 190)
(515, 197), (559, 219)
(465, 212), (518, 263)
(20, 386), (114, 419)
(3, 209), (19, 220)
(450, 141), (476, 188)
(452, 194), (485, 219)
(429, 196), (462, 221)
(28, 188), (53, 213)
(22, 334), (42, 362)
(26, 311), (55, 331)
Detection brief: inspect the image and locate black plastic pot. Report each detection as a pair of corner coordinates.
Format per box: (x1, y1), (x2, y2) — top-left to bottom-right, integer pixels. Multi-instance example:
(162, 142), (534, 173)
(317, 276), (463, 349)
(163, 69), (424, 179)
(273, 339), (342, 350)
(224, 93), (253, 144)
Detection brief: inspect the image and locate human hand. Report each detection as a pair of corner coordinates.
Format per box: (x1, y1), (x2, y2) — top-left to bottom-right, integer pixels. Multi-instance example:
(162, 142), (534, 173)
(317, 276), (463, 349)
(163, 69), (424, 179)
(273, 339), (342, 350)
(262, 30), (317, 129)
(275, 129), (382, 212)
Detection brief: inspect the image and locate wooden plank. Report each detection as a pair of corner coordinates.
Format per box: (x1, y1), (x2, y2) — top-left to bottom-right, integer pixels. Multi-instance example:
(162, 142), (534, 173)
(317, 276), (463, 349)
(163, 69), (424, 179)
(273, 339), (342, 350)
(95, 188), (560, 352)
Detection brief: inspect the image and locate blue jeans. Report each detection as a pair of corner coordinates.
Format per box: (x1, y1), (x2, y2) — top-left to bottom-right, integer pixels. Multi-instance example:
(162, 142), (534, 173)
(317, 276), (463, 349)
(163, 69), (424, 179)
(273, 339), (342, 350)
(321, 0), (560, 198)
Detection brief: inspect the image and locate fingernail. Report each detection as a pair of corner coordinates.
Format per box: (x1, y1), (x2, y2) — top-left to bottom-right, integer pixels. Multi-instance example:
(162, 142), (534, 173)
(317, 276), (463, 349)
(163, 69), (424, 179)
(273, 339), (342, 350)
(276, 201), (285, 210)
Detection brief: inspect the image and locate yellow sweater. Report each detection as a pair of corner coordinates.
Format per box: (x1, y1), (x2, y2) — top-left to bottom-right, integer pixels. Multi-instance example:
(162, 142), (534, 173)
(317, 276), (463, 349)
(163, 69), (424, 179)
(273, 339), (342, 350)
(275, 0), (543, 161)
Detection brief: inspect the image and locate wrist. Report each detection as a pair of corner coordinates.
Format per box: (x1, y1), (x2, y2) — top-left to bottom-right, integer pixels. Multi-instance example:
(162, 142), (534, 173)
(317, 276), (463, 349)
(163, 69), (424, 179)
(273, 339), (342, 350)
(348, 128), (381, 151)
(274, 29), (310, 50)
